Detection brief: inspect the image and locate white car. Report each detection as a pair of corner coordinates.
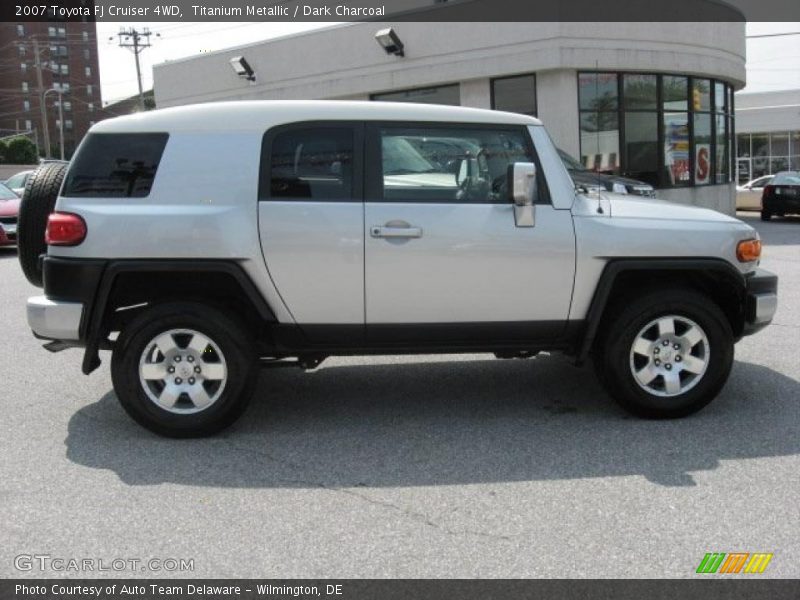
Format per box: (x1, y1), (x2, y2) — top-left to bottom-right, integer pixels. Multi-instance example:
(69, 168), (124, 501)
(17, 100), (777, 437)
(736, 175), (773, 211)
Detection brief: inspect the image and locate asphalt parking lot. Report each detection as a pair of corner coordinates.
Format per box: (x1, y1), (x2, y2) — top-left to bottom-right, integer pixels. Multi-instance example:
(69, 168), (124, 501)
(1, 213), (798, 579)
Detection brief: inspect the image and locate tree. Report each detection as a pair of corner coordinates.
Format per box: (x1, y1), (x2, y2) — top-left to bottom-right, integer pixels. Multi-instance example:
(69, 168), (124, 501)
(4, 137), (38, 164)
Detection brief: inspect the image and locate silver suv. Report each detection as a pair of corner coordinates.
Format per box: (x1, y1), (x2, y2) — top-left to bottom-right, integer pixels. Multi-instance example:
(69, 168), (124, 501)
(21, 101), (778, 437)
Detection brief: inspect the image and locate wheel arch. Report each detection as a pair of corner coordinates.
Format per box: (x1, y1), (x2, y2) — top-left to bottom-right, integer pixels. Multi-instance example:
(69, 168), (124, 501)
(81, 260), (277, 375)
(576, 258), (747, 365)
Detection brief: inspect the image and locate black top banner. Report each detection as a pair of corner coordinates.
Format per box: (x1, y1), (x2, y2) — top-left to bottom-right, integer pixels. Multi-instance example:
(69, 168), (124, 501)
(5, 0), (800, 22)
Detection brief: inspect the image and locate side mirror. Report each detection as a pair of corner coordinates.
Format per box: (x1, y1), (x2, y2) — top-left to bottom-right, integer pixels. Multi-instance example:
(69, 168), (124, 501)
(508, 162), (537, 206)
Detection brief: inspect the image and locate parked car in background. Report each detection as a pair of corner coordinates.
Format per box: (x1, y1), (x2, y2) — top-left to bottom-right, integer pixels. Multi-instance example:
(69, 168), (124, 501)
(736, 175), (773, 211)
(4, 170), (34, 197)
(761, 171), (800, 221)
(0, 182), (20, 246)
(557, 149), (656, 197)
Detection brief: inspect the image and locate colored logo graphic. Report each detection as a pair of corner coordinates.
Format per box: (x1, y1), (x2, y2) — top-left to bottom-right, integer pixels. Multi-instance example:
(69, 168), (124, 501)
(696, 552), (773, 574)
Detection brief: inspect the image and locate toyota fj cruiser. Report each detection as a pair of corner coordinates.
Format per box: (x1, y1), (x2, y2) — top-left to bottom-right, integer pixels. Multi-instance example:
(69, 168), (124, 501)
(20, 101), (778, 437)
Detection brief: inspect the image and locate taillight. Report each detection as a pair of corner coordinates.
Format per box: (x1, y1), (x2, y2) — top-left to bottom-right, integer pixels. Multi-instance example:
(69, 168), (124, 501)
(762, 185), (774, 200)
(45, 212), (87, 246)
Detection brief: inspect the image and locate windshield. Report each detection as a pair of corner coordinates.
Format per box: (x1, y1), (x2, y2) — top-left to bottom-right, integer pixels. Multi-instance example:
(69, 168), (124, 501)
(772, 172), (800, 186)
(0, 183), (17, 200)
(557, 148), (587, 172)
(5, 172), (29, 189)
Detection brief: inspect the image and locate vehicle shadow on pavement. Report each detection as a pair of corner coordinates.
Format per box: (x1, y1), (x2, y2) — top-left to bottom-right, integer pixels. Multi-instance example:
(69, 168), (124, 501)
(65, 355), (800, 488)
(0, 248), (17, 260)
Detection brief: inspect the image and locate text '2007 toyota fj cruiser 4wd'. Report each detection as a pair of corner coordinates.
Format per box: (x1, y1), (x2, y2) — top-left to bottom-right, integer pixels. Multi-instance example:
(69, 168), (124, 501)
(20, 101), (777, 437)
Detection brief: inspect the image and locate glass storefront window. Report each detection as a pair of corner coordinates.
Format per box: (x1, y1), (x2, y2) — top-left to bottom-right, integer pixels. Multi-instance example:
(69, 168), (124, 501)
(792, 132), (800, 155)
(580, 111), (620, 173)
(715, 114), (728, 184)
(694, 113), (712, 185)
(624, 74), (657, 110)
(578, 72), (618, 111)
(663, 112), (690, 186)
(751, 134), (769, 159)
(624, 112), (658, 185)
(491, 74), (536, 116)
(580, 73), (733, 188)
(737, 134), (750, 158)
(770, 157), (789, 173)
(771, 132), (789, 156)
(692, 79), (711, 111)
(663, 76), (688, 111)
(714, 81), (726, 113)
(371, 84), (460, 105)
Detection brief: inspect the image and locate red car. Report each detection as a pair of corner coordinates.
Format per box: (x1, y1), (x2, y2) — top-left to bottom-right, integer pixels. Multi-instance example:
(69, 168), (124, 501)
(0, 182), (20, 246)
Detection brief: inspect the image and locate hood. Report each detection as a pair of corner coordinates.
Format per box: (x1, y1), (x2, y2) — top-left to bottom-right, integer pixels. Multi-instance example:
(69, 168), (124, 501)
(0, 197), (20, 217)
(569, 169), (652, 191)
(606, 194), (743, 224)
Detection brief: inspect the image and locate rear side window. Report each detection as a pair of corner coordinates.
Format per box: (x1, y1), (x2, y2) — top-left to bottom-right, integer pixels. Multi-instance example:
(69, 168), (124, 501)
(265, 127), (353, 200)
(63, 133), (168, 198)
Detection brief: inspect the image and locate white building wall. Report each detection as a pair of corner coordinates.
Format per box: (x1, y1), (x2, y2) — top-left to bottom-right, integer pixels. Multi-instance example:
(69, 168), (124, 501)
(536, 70), (580, 157)
(459, 78), (491, 109)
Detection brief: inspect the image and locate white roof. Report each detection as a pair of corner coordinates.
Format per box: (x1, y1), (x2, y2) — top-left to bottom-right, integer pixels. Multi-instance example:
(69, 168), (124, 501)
(93, 100), (542, 134)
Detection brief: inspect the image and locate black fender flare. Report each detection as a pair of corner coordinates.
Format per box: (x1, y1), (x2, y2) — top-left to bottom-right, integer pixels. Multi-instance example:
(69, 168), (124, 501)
(80, 260), (277, 374)
(575, 258), (746, 366)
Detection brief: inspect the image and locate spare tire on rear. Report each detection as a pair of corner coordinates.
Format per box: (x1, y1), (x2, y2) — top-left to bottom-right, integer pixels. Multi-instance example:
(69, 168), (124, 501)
(17, 162), (69, 287)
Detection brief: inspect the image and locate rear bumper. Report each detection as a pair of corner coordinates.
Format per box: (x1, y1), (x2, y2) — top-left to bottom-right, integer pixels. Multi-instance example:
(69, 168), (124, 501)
(742, 268), (778, 336)
(763, 195), (800, 214)
(27, 295), (84, 341)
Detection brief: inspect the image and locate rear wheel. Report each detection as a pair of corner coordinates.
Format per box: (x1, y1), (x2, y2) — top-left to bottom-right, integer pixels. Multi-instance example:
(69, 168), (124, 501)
(760, 209), (772, 221)
(594, 289), (734, 419)
(17, 162), (68, 287)
(111, 302), (258, 437)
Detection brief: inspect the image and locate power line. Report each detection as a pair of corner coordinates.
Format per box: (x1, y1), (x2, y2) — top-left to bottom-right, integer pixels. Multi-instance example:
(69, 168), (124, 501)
(114, 27), (158, 112)
(746, 31), (800, 38)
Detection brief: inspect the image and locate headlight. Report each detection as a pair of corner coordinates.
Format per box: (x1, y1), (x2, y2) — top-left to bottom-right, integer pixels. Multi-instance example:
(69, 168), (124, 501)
(612, 182), (628, 194)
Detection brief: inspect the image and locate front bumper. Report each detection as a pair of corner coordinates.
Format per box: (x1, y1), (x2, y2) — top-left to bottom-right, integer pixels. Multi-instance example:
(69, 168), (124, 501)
(742, 268), (778, 336)
(27, 295), (84, 341)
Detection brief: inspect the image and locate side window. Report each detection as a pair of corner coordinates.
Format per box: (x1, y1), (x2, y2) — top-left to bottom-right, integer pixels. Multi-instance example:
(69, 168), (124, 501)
(62, 133), (168, 198)
(378, 127), (533, 203)
(267, 127), (353, 200)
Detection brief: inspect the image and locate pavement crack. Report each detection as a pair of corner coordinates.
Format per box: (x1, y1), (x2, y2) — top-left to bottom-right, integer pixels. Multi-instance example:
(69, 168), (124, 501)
(223, 439), (514, 542)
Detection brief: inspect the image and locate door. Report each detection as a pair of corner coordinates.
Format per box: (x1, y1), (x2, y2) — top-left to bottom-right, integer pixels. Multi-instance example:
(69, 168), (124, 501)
(258, 122), (365, 339)
(364, 123), (576, 344)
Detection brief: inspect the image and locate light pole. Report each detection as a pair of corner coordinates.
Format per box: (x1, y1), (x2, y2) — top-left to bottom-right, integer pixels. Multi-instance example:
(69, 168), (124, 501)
(42, 88), (64, 160)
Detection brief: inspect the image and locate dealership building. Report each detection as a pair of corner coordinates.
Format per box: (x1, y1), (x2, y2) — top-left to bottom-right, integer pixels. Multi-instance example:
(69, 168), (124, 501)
(734, 89), (800, 183)
(154, 22), (745, 213)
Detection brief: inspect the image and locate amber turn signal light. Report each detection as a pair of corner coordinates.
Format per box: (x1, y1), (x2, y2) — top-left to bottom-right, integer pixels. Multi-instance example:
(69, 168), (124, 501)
(736, 239), (762, 262)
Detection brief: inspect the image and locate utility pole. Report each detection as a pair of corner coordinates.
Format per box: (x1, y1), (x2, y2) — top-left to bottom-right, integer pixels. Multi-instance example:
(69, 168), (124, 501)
(32, 39), (51, 159)
(115, 28), (156, 112)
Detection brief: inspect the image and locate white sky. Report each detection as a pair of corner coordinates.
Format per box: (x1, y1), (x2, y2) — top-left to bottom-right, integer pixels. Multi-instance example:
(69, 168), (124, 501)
(96, 21), (800, 105)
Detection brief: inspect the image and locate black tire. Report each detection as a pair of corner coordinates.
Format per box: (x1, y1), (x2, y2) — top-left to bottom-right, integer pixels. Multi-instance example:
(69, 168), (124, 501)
(17, 162), (69, 287)
(111, 302), (258, 437)
(760, 209), (772, 221)
(593, 289), (734, 419)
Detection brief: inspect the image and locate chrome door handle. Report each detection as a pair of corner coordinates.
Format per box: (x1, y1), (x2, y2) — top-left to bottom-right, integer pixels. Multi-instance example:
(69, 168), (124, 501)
(370, 225), (423, 239)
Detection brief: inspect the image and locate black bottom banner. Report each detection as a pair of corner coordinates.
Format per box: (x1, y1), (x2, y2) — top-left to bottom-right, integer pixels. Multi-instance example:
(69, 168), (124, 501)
(3, 579), (800, 600)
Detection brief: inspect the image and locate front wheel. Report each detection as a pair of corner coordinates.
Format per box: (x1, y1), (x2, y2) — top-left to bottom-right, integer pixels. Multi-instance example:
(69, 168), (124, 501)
(593, 289), (734, 419)
(111, 302), (258, 437)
